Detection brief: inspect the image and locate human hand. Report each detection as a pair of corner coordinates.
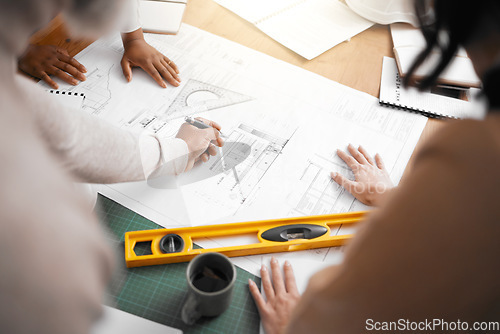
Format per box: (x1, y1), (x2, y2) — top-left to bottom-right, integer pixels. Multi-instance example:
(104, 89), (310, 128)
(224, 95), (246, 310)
(248, 258), (300, 334)
(18, 44), (87, 89)
(331, 144), (394, 206)
(175, 117), (224, 172)
(121, 31), (180, 88)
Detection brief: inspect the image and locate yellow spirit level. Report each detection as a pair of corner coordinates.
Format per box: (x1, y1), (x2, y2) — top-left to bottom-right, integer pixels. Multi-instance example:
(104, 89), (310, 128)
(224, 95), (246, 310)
(125, 211), (367, 268)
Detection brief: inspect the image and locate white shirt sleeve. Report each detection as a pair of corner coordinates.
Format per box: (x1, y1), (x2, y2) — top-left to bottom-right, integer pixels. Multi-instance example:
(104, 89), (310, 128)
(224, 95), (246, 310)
(18, 75), (188, 184)
(0, 75), (115, 334)
(121, 0), (141, 33)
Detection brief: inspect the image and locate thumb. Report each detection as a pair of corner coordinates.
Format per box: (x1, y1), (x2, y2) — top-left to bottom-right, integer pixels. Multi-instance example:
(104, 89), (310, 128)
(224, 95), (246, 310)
(121, 58), (132, 82)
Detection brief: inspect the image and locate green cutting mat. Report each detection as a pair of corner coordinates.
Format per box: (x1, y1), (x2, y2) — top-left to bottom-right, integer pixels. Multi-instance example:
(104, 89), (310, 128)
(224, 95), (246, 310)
(95, 194), (261, 333)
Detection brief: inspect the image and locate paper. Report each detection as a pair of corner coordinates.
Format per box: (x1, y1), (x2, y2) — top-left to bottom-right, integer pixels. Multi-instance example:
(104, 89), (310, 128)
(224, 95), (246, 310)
(380, 57), (485, 119)
(345, 0), (418, 26)
(214, 0), (373, 60)
(91, 306), (182, 334)
(391, 23), (480, 88)
(139, 0), (187, 34)
(40, 24), (426, 276)
(47, 89), (85, 110)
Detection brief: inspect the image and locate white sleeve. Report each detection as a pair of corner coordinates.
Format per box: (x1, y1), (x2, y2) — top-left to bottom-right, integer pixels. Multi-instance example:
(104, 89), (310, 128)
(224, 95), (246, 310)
(0, 88), (114, 334)
(18, 75), (188, 184)
(121, 0), (141, 33)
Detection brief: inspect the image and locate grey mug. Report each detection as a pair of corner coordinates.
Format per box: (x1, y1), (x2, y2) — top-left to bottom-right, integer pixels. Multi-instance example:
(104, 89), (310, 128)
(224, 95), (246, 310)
(181, 252), (237, 325)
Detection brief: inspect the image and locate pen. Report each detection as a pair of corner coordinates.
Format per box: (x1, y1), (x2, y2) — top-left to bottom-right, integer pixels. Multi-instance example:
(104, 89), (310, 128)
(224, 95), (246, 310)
(184, 116), (227, 138)
(184, 117), (242, 191)
(184, 116), (210, 130)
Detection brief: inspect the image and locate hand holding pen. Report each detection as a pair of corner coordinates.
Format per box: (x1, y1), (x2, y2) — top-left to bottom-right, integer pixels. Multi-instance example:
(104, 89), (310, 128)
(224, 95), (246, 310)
(175, 116), (224, 171)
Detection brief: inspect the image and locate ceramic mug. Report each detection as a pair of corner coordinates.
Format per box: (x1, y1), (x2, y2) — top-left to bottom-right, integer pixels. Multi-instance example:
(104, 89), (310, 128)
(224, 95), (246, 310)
(181, 252), (237, 325)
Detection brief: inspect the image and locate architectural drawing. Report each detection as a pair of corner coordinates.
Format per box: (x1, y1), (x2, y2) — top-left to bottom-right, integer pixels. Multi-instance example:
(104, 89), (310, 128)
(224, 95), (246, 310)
(206, 124), (288, 204)
(291, 157), (357, 217)
(178, 123), (290, 225)
(77, 65), (114, 115)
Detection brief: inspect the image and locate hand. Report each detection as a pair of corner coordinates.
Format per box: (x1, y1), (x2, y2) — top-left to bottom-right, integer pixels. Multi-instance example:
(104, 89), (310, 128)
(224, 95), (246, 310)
(175, 117), (224, 172)
(121, 30), (180, 88)
(248, 258), (300, 334)
(331, 144), (394, 206)
(18, 44), (87, 89)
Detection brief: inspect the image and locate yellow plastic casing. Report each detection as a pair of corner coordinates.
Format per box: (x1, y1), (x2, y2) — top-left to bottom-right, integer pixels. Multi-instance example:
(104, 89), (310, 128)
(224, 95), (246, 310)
(125, 211), (367, 268)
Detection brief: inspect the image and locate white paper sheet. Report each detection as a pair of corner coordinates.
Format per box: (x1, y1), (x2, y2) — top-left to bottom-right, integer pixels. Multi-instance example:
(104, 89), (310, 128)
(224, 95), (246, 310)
(47, 89), (85, 110)
(214, 0), (373, 60)
(91, 306), (182, 334)
(40, 24), (426, 276)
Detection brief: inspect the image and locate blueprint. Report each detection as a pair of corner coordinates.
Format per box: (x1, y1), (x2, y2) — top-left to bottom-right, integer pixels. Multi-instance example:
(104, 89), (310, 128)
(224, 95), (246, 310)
(40, 24), (427, 275)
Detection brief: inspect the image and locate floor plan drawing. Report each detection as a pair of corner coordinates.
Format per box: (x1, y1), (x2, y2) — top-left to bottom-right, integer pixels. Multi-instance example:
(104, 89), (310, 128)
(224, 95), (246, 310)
(76, 65), (114, 116)
(178, 123), (290, 225)
(292, 158), (355, 216)
(207, 124), (288, 203)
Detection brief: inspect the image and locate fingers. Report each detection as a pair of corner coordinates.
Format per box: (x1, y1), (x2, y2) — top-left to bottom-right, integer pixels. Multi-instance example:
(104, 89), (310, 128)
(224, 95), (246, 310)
(331, 171), (357, 194)
(194, 117), (224, 147)
(336, 149), (358, 170)
(58, 52), (87, 73)
(40, 72), (58, 89)
(200, 152), (209, 162)
(48, 66), (79, 85)
(283, 261), (299, 295)
(195, 117), (222, 131)
(248, 279), (267, 311)
(358, 145), (375, 165)
(260, 265), (275, 301)
(164, 57), (179, 74)
(56, 47), (69, 56)
(159, 58), (181, 85)
(375, 153), (386, 170)
(121, 58), (133, 82)
(347, 144), (368, 165)
(143, 63), (167, 88)
(139, 59), (181, 88)
(200, 127), (223, 147)
(157, 59), (180, 87)
(54, 60), (86, 82)
(270, 257), (286, 295)
(207, 143), (218, 157)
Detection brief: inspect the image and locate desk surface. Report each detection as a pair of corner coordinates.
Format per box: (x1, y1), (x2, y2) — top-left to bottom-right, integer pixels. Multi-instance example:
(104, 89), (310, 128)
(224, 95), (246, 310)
(31, 0), (444, 180)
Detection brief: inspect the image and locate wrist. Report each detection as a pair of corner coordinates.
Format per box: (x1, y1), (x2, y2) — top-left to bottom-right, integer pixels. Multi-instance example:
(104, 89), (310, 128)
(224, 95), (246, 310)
(121, 28), (145, 48)
(371, 186), (395, 207)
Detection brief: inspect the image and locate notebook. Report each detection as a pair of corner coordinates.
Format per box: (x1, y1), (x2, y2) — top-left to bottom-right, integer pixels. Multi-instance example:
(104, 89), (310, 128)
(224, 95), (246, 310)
(379, 57), (485, 120)
(47, 89), (86, 110)
(139, 0), (187, 34)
